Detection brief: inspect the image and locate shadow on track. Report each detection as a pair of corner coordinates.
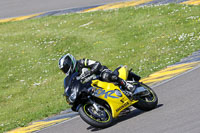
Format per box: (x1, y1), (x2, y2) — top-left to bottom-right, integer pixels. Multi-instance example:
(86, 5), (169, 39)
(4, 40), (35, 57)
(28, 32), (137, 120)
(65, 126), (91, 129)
(86, 104), (163, 132)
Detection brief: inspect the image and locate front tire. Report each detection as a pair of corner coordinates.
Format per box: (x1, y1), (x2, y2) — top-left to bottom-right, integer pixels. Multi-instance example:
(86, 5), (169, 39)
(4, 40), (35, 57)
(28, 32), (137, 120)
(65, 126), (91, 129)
(79, 103), (113, 128)
(133, 83), (158, 111)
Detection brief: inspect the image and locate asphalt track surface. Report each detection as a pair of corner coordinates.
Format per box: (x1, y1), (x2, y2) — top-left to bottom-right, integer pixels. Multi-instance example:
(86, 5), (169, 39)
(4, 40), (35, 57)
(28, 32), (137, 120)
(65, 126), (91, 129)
(38, 66), (200, 133)
(0, 0), (130, 19)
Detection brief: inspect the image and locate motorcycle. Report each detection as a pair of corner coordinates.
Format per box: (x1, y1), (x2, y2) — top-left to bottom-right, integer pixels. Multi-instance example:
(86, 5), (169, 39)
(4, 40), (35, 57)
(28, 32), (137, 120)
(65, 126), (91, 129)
(64, 66), (158, 128)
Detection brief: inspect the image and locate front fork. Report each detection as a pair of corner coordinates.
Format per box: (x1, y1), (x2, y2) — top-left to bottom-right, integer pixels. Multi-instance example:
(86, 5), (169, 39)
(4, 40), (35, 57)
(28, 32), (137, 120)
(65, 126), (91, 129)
(86, 96), (108, 119)
(88, 96), (100, 111)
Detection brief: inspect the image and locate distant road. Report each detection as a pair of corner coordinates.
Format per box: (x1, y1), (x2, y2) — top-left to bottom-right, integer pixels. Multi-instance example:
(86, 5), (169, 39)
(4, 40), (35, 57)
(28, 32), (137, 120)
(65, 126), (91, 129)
(0, 0), (130, 19)
(39, 66), (200, 133)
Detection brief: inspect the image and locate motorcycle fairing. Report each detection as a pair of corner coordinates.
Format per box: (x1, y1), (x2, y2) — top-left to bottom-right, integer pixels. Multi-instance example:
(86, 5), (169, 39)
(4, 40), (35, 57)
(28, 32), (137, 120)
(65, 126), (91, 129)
(92, 80), (138, 118)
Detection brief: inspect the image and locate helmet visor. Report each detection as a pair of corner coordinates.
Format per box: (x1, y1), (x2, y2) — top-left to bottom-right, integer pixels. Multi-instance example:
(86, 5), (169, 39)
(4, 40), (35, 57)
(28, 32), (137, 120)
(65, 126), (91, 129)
(61, 56), (74, 75)
(61, 64), (70, 73)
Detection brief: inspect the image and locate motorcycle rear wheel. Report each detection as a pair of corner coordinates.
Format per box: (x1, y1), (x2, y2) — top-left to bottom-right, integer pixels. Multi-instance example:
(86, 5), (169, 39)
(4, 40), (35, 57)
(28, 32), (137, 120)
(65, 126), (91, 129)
(132, 83), (158, 111)
(79, 103), (113, 128)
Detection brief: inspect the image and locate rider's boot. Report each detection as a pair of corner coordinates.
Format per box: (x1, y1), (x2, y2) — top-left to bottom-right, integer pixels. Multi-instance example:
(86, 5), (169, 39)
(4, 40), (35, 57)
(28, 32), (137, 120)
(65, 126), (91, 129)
(109, 74), (135, 96)
(119, 79), (136, 93)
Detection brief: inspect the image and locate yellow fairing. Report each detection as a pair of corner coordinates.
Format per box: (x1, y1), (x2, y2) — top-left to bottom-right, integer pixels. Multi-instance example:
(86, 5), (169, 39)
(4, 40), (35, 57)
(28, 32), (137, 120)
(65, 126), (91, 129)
(92, 80), (138, 118)
(118, 66), (128, 80)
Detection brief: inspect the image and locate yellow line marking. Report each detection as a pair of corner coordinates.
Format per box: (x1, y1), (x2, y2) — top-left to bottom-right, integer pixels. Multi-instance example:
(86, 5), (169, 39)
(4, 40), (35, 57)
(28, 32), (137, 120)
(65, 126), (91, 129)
(148, 63), (196, 77)
(7, 118), (69, 133)
(141, 67), (191, 83)
(181, 0), (200, 5)
(0, 13), (42, 23)
(140, 61), (200, 84)
(83, 0), (152, 12)
(141, 75), (175, 84)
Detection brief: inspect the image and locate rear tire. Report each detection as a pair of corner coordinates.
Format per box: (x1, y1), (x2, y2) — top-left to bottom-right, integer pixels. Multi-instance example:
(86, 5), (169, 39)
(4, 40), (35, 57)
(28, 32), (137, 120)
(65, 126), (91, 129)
(133, 83), (158, 111)
(79, 103), (113, 128)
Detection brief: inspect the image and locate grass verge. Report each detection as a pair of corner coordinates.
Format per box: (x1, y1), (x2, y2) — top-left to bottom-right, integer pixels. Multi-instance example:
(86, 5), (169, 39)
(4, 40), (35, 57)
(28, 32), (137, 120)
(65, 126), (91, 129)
(0, 4), (200, 132)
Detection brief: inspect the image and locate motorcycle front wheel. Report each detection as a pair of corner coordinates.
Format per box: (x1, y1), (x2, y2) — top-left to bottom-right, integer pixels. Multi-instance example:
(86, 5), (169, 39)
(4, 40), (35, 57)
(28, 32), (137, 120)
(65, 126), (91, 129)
(79, 103), (113, 128)
(132, 83), (158, 111)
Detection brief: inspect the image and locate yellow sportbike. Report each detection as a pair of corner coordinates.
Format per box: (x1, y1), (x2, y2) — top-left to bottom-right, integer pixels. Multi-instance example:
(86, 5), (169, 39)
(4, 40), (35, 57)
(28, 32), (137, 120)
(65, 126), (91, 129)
(64, 66), (158, 128)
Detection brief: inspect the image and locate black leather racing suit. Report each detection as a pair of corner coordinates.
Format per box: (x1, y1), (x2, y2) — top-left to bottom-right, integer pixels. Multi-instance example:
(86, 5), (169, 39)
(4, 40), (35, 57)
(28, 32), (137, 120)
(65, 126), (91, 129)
(76, 58), (128, 88)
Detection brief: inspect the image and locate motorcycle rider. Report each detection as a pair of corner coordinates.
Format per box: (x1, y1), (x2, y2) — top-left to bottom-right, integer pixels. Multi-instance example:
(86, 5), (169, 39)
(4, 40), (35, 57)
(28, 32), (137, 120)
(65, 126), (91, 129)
(58, 53), (140, 93)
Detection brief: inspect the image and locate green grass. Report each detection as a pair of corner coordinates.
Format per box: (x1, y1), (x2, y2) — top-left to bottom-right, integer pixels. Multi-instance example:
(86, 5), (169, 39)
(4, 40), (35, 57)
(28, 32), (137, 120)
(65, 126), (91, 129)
(0, 3), (200, 132)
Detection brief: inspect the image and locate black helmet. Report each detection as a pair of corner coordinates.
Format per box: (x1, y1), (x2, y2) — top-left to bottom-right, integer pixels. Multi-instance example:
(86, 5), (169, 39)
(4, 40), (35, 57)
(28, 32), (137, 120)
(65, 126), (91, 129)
(58, 53), (77, 76)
